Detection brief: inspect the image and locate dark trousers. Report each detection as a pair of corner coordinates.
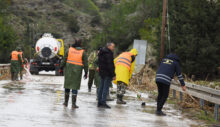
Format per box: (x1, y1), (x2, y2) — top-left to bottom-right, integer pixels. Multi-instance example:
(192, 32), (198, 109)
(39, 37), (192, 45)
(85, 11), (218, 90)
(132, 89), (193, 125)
(11, 72), (18, 81)
(156, 82), (170, 111)
(65, 89), (78, 95)
(88, 70), (95, 89)
(20, 67), (23, 80)
(98, 76), (112, 105)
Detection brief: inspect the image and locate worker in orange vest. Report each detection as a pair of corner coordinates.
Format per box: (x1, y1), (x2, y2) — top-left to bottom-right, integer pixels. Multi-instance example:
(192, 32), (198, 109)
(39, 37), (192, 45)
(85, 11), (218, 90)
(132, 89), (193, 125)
(60, 39), (88, 109)
(10, 48), (22, 81)
(114, 49), (138, 104)
(17, 47), (25, 80)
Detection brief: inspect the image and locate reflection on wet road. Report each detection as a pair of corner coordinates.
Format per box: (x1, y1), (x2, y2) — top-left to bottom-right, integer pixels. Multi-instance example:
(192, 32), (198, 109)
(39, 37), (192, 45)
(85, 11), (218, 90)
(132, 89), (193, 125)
(0, 72), (198, 127)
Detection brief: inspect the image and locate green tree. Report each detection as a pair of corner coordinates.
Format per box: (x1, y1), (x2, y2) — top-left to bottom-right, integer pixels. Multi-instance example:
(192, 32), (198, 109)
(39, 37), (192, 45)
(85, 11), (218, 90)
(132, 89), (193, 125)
(0, 17), (16, 63)
(90, 0), (162, 51)
(0, 0), (16, 63)
(169, 0), (220, 78)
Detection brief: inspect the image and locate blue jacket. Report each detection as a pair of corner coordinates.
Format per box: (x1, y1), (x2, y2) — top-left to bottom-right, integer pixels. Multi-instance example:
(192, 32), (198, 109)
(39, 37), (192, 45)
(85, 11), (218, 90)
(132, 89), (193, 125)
(156, 54), (185, 86)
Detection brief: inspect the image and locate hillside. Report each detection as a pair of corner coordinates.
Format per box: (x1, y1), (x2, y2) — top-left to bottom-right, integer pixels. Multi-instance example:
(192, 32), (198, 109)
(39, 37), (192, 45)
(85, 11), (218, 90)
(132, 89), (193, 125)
(8, 0), (110, 46)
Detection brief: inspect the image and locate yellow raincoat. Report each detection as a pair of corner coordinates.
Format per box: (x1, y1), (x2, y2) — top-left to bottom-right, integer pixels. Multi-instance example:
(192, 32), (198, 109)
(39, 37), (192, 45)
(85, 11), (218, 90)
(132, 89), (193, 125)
(113, 49), (138, 86)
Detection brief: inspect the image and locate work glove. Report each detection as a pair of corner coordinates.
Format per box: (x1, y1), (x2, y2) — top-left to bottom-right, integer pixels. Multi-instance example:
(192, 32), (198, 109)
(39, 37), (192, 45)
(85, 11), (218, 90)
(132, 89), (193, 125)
(96, 67), (99, 72)
(112, 76), (116, 80)
(181, 85), (186, 91)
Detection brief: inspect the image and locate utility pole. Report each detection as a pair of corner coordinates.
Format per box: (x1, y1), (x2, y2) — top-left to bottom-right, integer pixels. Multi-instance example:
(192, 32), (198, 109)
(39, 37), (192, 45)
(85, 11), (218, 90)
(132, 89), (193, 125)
(160, 0), (167, 60)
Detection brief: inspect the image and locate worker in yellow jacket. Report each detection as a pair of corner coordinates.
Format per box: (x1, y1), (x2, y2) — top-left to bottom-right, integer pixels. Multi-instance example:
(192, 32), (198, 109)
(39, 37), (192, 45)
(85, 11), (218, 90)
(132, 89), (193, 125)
(114, 49), (138, 104)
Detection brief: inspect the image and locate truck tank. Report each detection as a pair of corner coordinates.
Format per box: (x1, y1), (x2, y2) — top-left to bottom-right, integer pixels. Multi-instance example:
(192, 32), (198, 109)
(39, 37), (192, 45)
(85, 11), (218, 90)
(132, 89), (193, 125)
(30, 33), (64, 76)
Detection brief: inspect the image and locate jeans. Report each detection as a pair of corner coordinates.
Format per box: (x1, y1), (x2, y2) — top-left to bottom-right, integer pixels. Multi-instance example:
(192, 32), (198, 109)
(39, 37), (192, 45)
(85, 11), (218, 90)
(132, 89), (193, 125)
(65, 89), (78, 95)
(156, 82), (170, 111)
(98, 76), (112, 105)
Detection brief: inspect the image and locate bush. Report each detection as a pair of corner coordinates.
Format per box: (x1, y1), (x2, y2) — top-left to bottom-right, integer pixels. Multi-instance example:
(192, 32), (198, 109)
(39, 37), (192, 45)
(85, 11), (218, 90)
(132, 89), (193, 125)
(61, 14), (80, 33)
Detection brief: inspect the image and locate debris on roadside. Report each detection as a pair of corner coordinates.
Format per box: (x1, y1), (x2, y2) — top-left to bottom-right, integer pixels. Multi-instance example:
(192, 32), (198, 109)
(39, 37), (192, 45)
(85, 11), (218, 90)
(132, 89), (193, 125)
(129, 65), (157, 91)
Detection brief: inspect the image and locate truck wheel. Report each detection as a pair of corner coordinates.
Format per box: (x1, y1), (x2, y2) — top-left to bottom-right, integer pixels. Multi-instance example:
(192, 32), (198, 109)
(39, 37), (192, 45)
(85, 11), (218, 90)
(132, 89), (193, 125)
(35, 71), (39, 75)
(35, 69), (39, 75)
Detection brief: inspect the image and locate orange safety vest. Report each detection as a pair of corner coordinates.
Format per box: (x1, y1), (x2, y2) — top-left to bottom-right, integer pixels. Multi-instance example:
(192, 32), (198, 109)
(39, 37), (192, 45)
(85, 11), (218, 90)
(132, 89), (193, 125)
(11, 51), (19, 61)
(116, 52), (133, 70)
(18, 51), (24, 62)
(67, 47), (84, 66)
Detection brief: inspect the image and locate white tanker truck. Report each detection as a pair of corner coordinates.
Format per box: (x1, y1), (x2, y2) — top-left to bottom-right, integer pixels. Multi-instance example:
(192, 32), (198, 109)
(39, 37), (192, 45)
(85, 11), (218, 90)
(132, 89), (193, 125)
(30, 33), (64, 75)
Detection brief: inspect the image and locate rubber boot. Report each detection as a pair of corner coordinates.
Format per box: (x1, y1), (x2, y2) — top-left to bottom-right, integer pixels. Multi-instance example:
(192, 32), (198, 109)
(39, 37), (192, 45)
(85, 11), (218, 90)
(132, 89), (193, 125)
(20, 72), (23, 80)
(15, 73), (19, 81)
(116, 95), (126, 104)
(63, 93), (69, 107)
(72, 95), (79, 109)
(11, 73), (14, 81)
(106, 92), (114, 101)
(88, 87), (91, 92)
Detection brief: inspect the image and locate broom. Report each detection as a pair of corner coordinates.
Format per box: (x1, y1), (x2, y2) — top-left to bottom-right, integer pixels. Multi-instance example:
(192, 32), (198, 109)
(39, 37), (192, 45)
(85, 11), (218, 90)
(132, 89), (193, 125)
(130, 84), (146, 106)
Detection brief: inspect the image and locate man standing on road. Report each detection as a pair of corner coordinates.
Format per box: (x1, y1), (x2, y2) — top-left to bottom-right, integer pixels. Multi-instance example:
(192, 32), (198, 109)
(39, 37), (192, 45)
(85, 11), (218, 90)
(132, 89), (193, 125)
(94, 47), (114, 101)
(114, 49), (138, 104)
(88, 50), (98, 92)
(155, 53), (186, 116)
(17, 47), (25, 80)
(97, 42), (115, 109)
(10, 48), (22, 81)
(61, 39), (88, 109)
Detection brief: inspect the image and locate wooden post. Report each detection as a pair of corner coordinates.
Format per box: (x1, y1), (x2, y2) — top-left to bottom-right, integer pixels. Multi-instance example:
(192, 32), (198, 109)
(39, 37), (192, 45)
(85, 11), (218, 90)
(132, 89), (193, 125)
(160, 0), (167, 60)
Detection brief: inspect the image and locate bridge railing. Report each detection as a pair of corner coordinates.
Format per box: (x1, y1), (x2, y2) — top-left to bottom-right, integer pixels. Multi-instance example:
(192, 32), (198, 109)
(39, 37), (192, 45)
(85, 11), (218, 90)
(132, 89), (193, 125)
(171, 80), (220, 121)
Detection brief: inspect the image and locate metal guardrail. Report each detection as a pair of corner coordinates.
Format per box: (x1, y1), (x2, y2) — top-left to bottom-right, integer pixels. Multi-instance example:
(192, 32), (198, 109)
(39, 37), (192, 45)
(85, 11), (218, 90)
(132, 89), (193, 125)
(171, 80), (220, 121)
(0, 64), (10, 66)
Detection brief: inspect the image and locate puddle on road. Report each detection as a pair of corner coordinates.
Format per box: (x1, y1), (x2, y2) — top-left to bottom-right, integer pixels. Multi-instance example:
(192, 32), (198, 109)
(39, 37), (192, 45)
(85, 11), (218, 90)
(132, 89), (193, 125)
(139, 105), (156, 114)
(124, 95), (137, 101)
(40, 88), (57, 93)
(2, 81), (25, 90)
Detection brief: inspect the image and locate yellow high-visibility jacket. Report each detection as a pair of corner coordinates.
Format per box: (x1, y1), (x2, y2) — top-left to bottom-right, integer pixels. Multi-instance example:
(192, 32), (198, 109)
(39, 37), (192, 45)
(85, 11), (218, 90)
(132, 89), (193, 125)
(113, 48), (138, 86)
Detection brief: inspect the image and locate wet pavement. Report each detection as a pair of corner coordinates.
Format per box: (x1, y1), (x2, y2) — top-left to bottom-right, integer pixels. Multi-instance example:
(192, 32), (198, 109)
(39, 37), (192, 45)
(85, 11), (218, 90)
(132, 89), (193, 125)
(0, 72), (199, 127)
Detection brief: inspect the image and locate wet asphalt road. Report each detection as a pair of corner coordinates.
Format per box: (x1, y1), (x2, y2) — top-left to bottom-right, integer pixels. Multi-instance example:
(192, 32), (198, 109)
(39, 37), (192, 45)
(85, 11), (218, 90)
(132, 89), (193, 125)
(0, 72), (198, 127)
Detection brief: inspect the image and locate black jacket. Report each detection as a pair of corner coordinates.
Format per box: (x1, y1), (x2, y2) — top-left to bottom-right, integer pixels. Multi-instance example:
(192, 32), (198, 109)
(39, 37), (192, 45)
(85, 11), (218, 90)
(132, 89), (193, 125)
(98, 47), (115, 78)
(156, 54), (185, 86)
